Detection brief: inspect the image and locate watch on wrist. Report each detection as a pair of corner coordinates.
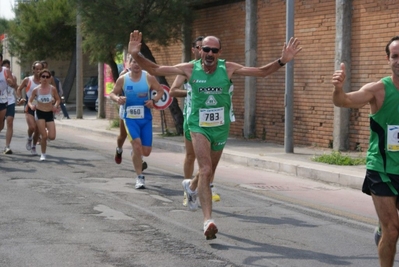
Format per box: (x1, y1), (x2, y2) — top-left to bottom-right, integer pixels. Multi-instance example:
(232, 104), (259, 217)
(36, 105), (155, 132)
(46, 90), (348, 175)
(278, 58), (285, 66)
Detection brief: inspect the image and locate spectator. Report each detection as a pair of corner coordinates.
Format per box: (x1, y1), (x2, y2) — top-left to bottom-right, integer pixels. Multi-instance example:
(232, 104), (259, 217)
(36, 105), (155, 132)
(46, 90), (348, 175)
(51, 70), (70, 119)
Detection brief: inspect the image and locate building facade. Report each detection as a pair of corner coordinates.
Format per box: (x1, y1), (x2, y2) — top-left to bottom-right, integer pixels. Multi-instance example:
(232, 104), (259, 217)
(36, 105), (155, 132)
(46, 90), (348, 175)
(148, 0), (398, 151)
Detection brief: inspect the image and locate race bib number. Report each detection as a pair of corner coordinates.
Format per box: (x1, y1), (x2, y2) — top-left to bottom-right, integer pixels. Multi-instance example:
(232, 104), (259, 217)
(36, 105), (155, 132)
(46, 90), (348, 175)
(37, 95), (52, 104)
(126, 105), (144, 119)
(387, 125), (399, 151)
(199, 107), (224, 127)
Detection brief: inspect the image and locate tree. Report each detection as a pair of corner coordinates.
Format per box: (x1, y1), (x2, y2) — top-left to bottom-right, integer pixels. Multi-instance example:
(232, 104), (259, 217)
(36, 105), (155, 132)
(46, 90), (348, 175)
(75, 0), (196, 134)
(0, 18), (11, 54)
(6, 0), (76, 99)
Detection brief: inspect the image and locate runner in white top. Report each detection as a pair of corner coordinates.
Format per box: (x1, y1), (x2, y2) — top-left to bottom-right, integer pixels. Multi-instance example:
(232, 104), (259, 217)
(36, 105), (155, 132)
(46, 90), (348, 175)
(16, 61), (43, 155)
(1, 59), (18, 154)
(0, 54), (17, 151)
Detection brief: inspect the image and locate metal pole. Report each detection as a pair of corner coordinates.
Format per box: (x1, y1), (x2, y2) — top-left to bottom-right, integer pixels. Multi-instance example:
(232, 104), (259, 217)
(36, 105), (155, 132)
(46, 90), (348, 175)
(284, 0), (295, 153)
(76, 10), (83, 118)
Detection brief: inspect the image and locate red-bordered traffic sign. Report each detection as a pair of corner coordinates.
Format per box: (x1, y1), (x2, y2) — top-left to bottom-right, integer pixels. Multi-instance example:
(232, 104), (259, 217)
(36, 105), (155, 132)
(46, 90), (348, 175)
(151, 84), (173, 110)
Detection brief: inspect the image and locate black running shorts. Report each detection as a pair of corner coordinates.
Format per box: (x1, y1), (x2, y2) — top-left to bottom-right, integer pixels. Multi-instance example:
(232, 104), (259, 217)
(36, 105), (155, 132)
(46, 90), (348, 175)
(362, 170), (399, 196)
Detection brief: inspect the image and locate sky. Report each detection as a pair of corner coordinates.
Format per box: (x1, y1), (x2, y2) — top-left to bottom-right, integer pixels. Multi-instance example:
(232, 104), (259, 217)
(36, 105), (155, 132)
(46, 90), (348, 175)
(0, 0), (15, 20)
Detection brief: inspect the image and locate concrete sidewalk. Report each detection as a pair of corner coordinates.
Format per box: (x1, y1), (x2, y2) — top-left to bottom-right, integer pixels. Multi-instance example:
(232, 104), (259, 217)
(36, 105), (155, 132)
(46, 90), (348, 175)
(45, 106), (366, 191)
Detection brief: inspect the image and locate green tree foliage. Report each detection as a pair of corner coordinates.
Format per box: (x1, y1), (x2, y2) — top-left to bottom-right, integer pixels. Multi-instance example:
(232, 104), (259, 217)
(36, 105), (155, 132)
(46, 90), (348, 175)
(76, 0), (193, 81)
(0, 18), (10, 35)
(76, 0), (196, 134)
(0, 18), (10, 54)
(7, 0), (76, 62)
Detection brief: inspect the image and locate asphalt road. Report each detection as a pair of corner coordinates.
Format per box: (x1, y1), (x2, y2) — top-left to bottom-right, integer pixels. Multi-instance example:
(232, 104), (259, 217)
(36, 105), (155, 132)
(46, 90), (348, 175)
(0, 113), (393, 267)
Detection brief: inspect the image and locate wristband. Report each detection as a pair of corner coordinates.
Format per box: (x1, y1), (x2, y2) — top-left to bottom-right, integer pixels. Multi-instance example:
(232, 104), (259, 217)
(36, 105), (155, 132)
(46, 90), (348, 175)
(278, 58), (286, 66)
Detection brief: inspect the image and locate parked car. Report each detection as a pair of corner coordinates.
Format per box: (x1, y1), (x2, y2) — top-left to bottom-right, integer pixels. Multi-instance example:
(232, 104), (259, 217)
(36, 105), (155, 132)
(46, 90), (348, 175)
(83, 76), (98, 110)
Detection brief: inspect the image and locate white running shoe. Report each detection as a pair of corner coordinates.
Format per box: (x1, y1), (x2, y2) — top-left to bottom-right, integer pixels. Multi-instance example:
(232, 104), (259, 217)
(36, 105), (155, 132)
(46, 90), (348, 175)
(182, 179), (198, 211)
(31, 147), (38, 155)
(40, 154), (46, 161)
(3, 147), (12, 154)
(135, 175), (145, 189)
(26, 138), (32, 151)
(203, 219), (218, 240)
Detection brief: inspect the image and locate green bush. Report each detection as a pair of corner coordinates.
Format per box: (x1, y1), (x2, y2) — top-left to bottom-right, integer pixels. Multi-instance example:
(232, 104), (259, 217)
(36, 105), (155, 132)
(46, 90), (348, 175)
(109, 118), (120, 128)
(311, 150), (366, 166)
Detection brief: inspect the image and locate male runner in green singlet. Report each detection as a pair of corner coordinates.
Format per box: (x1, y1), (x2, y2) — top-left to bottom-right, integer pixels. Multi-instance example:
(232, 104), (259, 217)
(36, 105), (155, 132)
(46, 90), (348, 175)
(170, 36), (225, 205)
(332, 36), (399, 267)
(129, 30), (302, 240)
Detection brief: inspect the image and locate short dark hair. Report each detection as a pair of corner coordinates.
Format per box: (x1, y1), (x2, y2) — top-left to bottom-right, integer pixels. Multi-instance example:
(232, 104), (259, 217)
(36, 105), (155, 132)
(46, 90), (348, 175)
(2, 59), (10, 66)
(192, 36), (204, 48)
(39, 68), (51, 77)
(386, 36), (399, 57)
(0, 53), (2, 61)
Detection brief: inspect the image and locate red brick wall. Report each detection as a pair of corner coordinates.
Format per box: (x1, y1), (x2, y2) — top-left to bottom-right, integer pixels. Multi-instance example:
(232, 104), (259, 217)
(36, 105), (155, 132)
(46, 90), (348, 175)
(128, 0), (399, 150)
(148, 42), (184, 133)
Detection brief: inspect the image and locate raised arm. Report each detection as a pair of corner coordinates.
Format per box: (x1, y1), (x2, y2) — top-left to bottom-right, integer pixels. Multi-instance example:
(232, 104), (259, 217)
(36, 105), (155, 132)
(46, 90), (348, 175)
(332, 63), (376, 108)
(128, 30), (188, 77)
(169, 75), (188, 97)
(4, 68), (17, 89)
(229, 37), (302, 77)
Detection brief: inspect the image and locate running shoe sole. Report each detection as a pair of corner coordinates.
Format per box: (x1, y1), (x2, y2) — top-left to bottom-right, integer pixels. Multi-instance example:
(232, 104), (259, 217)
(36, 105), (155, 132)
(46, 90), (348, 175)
(183, 191), (188, 206)
(115, 151), (122, 164)
(204, 221), (218, 240)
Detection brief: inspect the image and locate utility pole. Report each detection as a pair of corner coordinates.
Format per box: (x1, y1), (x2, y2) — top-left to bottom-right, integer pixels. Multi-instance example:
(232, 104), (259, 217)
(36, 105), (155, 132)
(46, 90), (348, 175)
(76, 10), (83, 118)
(243, 0), (257, 139)
(284, 0), (295, 153)
(98, 63), (105, 118)
(333, 0), (352, 151)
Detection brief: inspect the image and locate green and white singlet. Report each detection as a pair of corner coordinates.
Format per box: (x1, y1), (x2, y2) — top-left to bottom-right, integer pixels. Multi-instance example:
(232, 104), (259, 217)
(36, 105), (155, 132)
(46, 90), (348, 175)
(367, 76), (399, 175)
(186, 59), (233, 150)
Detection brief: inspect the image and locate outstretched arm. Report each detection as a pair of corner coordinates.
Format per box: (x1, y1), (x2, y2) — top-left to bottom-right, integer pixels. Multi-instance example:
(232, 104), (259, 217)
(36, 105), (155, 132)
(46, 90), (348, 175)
(128, 30), (187, 77)
(229, 37), (302, 77)
(332, 63), (375, 108)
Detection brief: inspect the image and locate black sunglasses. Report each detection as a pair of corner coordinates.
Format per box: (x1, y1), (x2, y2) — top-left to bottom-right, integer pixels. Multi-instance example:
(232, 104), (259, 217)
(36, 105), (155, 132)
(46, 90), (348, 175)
(202, 47), (220, 53)
(41, 75), (50, 79)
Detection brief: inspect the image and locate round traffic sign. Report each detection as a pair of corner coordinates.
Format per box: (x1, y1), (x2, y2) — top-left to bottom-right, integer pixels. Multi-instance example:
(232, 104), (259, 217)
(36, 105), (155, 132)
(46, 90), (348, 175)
(151, 84), (173, 110)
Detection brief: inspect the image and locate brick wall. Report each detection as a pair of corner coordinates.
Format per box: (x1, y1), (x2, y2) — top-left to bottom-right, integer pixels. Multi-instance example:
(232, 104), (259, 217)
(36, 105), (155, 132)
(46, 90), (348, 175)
(136, 0), (399, 150)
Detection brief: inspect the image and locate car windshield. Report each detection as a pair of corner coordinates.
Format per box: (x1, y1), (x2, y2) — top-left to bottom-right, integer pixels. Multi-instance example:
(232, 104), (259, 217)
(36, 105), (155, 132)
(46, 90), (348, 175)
(84, 76), (98, 87)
